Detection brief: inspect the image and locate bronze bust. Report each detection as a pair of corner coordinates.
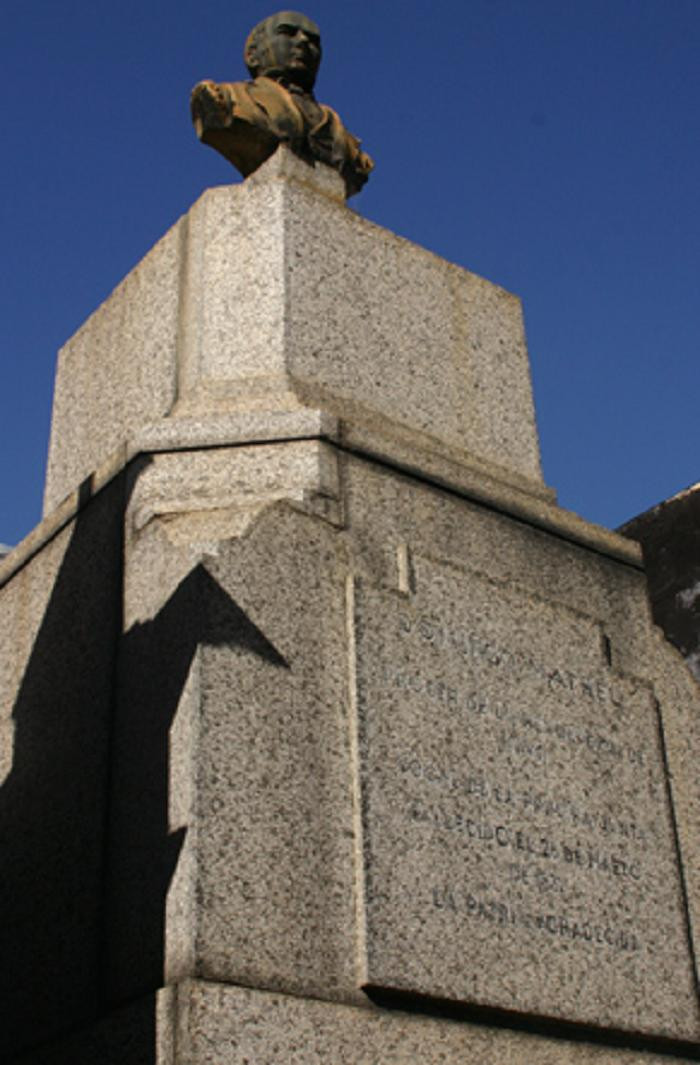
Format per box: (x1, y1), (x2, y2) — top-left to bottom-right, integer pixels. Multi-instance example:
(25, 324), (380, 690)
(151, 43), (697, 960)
(191, 11), (373, 198)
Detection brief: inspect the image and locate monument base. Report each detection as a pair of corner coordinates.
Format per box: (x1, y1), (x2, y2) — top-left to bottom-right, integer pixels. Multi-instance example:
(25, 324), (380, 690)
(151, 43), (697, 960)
(2, 154), (700, 1061)
(13, 981), (700, 1065)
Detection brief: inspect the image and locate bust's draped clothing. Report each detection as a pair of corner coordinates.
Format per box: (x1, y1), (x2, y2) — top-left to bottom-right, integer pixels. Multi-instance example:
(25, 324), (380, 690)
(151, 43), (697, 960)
(192, 76), (373, 197)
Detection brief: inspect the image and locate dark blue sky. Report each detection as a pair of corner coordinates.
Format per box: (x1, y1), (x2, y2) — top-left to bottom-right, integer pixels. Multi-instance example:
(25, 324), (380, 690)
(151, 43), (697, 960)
(2, 0), (699, 546)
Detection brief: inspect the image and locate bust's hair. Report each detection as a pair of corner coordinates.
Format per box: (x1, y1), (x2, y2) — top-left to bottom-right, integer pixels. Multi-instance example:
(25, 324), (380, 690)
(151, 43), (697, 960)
(243, 18), (269, 78)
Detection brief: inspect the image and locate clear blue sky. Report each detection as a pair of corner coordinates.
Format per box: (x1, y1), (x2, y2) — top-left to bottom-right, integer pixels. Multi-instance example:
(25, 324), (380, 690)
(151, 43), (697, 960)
(2, 0), (699, 547)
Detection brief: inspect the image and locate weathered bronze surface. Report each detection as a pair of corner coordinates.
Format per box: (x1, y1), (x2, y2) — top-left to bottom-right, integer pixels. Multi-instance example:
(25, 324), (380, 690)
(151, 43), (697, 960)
(191, 11), (373, 197)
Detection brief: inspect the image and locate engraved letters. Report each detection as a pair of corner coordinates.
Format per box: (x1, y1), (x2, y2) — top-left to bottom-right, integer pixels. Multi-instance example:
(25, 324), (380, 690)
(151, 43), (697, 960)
(352, 559), (690, 1026)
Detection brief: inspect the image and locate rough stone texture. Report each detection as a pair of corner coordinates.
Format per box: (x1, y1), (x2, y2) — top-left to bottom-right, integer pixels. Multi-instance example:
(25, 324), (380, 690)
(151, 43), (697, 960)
(649, 629), (700, 978)
(105, 498), (361, 1010)
(43, 220), (183, 513)
(86, 444), (699, 1045)
(284, 177), (541, 490)
(6, 439), (698, 1055)
(178, 981), (699, 1064)
(618, 488), (700, 996)
(339, 452), (700, 1041)
(620, 482), (700, 680)
(9, 152), (700, 1062)
(0, 476), (124, 1061)
(43, 147), (546, 515)
(351, 565), (691, 1036)
(124, 439), (343, 539)
(16, 980), (700, 1065)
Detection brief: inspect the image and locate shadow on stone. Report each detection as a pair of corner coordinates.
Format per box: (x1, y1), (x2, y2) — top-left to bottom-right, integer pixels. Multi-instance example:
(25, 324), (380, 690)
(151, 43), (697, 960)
(0, 474), (125, 1061)
(0, 464), (288, 1062)
(365, 988), (700, 1061)
(104, 562), (289, 1005)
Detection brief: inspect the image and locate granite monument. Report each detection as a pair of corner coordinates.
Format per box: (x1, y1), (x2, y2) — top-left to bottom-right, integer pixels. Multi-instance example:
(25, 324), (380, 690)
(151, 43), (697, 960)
(1, 37), (700, 1065)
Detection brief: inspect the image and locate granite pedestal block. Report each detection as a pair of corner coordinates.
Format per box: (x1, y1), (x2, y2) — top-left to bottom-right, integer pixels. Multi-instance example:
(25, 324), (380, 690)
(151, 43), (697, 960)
(13, 981), (700, 1065)
(91, 443), (698, 1048)
(44, 147), (548, 516)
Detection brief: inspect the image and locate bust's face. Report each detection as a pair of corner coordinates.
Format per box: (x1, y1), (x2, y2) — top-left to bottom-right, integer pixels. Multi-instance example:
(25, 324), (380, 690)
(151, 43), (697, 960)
(255, 12), (321, 91)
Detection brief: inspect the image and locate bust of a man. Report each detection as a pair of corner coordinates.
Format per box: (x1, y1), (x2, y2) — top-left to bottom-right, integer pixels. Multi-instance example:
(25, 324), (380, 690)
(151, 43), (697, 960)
(191, 11), (373, 198)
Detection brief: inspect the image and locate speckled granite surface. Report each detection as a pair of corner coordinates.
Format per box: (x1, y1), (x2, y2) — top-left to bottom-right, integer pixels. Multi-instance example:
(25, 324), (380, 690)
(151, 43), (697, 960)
(4, 151), (700, 1064)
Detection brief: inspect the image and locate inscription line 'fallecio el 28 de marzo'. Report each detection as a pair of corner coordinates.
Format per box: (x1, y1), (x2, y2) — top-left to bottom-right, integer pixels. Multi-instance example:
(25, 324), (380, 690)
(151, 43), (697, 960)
(349, 555), (698, 1038)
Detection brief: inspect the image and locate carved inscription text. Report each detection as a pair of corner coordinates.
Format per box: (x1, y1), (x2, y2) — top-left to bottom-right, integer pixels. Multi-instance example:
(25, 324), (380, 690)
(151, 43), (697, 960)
(351, 559), (692, 1030)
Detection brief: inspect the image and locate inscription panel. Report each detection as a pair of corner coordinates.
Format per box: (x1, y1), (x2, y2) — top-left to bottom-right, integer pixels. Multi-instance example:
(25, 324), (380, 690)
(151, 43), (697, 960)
(351, 557), (698, 1039)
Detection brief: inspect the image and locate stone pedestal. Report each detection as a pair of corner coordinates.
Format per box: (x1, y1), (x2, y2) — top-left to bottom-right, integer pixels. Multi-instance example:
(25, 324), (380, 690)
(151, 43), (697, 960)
(3, 148), (700, 1063)
(43, 148), (548, 517)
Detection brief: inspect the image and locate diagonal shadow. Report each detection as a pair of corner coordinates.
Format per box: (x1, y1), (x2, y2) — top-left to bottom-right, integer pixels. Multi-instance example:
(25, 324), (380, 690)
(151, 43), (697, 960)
(104, 563), (289, 1006)
(0, 466), (288, 1063)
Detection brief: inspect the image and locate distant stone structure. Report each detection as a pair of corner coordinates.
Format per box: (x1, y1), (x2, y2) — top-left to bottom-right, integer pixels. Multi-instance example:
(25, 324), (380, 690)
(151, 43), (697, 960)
(2, 149), (700, 1063)
(621, 482), (700, 681)
(191, 11), (373, 197)
(0, 544), (10, 559)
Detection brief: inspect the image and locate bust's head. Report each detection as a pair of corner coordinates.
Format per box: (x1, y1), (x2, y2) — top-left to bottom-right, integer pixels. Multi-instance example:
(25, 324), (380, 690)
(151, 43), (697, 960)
(244, 11), (322, 93)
